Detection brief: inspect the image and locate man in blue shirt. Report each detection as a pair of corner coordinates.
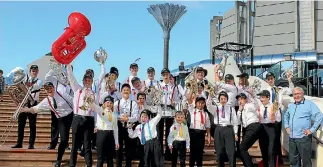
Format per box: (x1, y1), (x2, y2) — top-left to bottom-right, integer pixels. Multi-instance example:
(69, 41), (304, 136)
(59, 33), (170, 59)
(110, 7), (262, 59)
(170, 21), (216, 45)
(284, 87), (323, 167)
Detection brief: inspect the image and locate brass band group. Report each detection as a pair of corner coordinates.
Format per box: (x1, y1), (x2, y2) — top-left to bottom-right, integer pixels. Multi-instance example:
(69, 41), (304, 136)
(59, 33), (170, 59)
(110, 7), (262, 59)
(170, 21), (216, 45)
(8, 55), (323, 167)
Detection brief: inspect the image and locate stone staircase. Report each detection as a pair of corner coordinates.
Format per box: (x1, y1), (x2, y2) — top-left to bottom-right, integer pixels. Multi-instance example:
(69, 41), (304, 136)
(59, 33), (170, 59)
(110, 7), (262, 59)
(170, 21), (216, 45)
(0, 89), (290, 166)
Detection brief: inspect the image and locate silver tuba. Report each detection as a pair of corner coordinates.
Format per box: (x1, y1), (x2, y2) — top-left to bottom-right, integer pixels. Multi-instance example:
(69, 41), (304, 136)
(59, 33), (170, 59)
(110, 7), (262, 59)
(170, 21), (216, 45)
(1, 67), (34, 146)
(49, 56), (69, 85)
(94, 47), (108, 64)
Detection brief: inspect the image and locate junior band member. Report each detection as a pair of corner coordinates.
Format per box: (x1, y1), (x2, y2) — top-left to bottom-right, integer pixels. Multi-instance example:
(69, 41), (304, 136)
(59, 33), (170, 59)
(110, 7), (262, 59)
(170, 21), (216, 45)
(21, 82), (73, 167)
(236, 93), (262, 167)
(167, 111), (190, 167)
(90, 95), (119, 167)
(207, 91), (239, 167)
(128, 108), (162, 167)
(257, 90), (280, 167)
(115, 83), (139, 167)
(187, 96), (211, 167)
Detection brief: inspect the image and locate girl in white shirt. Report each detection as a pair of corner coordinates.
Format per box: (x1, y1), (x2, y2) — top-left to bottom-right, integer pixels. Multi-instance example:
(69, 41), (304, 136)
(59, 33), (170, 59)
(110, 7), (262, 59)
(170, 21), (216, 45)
(90, 95), (119, 167)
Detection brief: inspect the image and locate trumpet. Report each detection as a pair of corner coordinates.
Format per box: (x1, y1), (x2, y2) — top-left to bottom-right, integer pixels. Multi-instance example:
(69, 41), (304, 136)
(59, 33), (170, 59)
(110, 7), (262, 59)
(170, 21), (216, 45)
(79, 93), (95, 111)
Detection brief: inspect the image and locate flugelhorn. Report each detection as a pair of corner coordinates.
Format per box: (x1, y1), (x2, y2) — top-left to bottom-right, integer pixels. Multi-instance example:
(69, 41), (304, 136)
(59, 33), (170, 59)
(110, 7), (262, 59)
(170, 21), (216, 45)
(52, 12), (91, 64)
(94, 47), (107, 64)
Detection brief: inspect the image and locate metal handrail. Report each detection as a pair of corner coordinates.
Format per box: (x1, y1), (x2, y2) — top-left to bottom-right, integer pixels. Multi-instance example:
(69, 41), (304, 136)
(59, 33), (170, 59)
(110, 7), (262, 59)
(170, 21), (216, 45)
(313, 135), (323, 145)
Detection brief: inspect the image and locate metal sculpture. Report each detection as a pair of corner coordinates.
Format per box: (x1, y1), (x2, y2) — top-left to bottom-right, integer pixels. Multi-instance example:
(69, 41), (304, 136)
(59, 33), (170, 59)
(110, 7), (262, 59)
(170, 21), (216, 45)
(147, 3), (187, 68)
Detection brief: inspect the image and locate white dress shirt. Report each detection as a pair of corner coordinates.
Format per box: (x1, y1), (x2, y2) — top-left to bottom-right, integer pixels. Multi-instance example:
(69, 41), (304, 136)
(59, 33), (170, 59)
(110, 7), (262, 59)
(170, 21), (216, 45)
(33, 93), (73, 118)
(187, 105), (211, 130)
(207, 103), (239, 134)
(67, 65), (96, 117)
(114, 98), (139, 123)
(128, 110), (162, 143)
(258, 102), (281, 124)
(143, 79), (161, 88)
(237, 103), (259, 128)
(159, 82), (181, 106)
(267, 82), (294, 109)
(123, 75), (136, 88)
(91, 64), (105, 95)
(91, 104), (119, 144)
(215, 82), (239, 107)
(23, 75), (43, 102)
(167, 122), (190, 148)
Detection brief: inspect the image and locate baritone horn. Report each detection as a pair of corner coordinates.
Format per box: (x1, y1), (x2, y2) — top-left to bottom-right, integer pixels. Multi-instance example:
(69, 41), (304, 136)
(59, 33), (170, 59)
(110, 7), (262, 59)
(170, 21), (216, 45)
(1, 68), (34, 146)
(52, 12), (92, 64)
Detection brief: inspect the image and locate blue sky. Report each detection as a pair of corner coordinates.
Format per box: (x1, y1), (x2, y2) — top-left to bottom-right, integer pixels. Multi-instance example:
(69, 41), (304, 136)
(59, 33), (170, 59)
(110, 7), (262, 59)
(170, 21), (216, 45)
(0, 1), (234, 82)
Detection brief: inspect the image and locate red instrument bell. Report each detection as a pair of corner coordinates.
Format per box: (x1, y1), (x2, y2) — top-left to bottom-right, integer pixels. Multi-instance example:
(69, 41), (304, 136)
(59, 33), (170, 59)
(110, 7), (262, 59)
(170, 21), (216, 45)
(51, 12), (91, 64)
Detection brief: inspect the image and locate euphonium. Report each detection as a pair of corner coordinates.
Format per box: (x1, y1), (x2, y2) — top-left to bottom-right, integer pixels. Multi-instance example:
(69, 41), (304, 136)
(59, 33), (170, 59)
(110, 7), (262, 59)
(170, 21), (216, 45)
(52, 12), (91, 64)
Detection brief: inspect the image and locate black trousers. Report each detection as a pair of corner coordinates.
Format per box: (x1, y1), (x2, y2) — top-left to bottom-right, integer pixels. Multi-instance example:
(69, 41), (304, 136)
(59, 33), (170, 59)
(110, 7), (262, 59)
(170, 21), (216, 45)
(50, 111), (59, 148)
(116, 122), (135, 167)
(96, 130), (115, 167)
(144, 138), (162, 167)
(273, 121), (282, 163)
(214, 126), (236, 167)
(56, 113), (73, 161)
(240, 122), (262, 167)
(289, 136), (312, 167)
(189, 129), (205, 167)
(259, 123), (276, 167)
(158, 117), (173, 158)
(69, 115), (94, 167)
(17, 101), (37, 146)
(171, 141), (186, 167)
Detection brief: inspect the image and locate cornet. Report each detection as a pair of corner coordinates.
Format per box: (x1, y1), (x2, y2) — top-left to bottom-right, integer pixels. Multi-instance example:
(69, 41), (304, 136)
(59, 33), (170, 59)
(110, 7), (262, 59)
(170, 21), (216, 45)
(79, 93), (95, 111)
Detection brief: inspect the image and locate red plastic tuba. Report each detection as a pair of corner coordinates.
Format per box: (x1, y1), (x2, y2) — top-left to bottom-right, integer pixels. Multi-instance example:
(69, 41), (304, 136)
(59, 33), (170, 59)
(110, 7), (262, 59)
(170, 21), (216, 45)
(51, 12), (91, 64)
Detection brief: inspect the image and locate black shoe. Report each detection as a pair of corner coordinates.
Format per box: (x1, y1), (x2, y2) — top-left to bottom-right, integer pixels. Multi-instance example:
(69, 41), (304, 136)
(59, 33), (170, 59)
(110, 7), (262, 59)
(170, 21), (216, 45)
(55, 161), (61, 167)
(47, 146), (55, 150)
(11, 144), (22, 148)
(28, 145), (34, 149)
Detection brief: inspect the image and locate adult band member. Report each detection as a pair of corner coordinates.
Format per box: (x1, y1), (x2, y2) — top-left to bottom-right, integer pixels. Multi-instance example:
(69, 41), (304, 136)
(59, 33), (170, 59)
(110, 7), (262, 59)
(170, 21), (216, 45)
(236, 93), (262, 167)
(144, 67), (161, 88)
(90, 95), (119, 167)
(265, 72), (294, 164)
(124, 63), (139, 89)
(207, 91), (239, 167)
(66, 65), (96, 167)
(12, 65), (42, 149)
(257, 90), (280, 167)
(21, 82), (73, 167)
(115, 83), (139, 167)
(45, 67), (73, 150)
(186, 96), (211, 167)
(236, 72), (257, 106)
(159, 68), (181, 159)
(128, 108), (163, 167)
